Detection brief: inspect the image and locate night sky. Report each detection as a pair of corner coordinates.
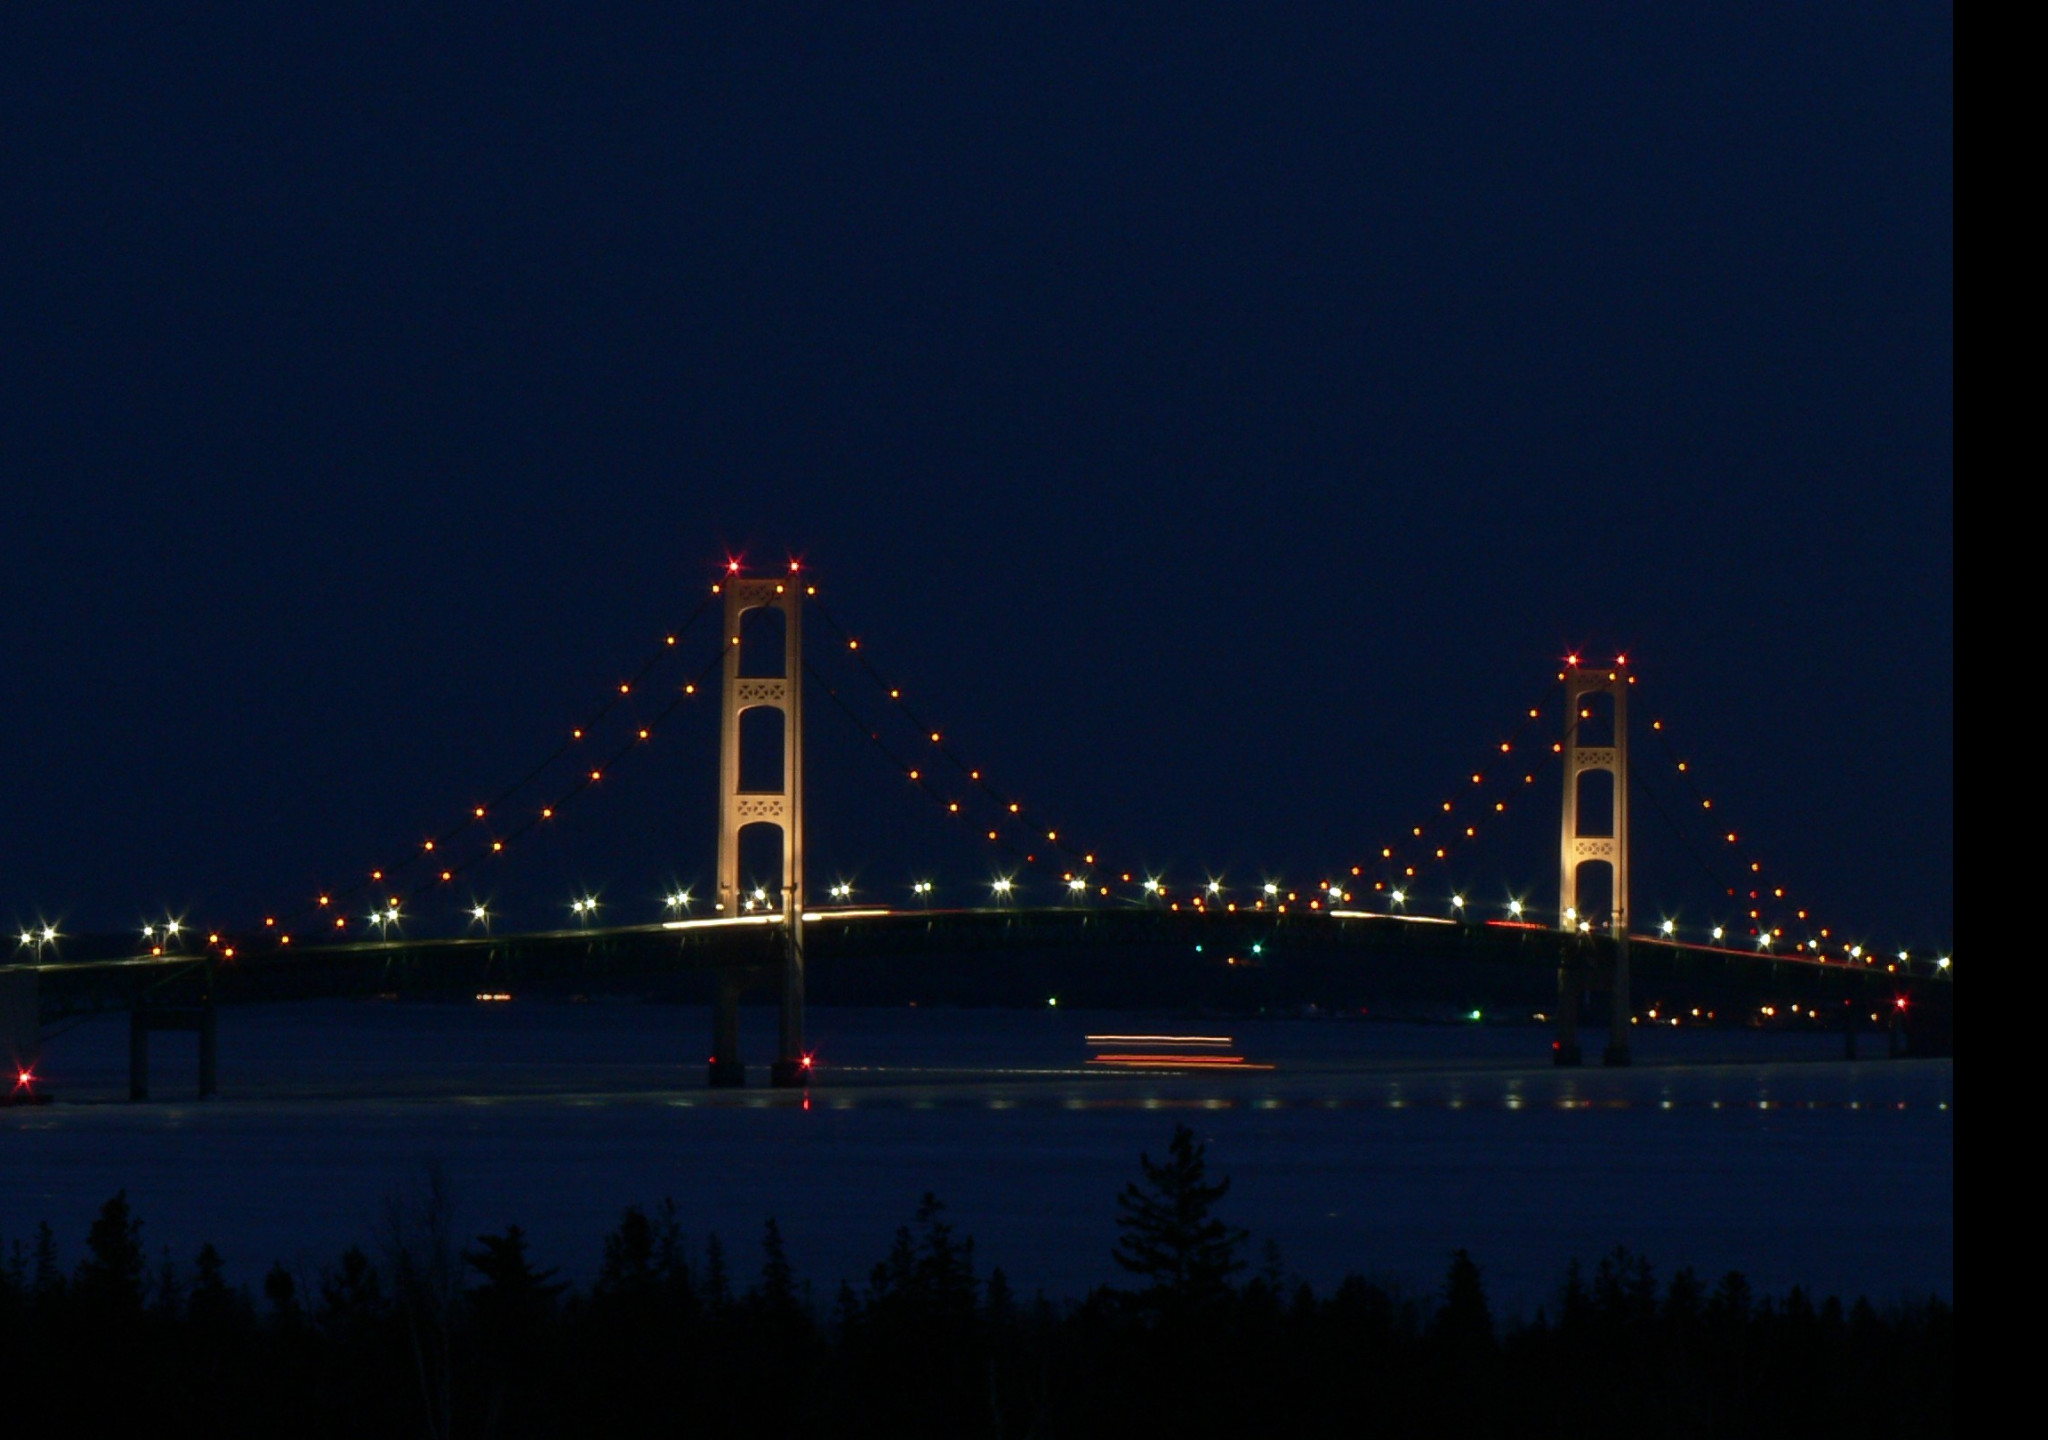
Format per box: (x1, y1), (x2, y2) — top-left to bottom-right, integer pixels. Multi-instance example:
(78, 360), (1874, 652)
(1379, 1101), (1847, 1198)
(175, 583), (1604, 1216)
(2, 7), (1951, 952)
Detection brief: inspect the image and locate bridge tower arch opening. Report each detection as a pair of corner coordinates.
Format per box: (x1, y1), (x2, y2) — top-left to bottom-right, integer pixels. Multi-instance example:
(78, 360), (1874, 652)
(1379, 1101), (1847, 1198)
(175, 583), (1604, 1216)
(712, 576), (807, 1089)
(1556, 660), (1631, 1068)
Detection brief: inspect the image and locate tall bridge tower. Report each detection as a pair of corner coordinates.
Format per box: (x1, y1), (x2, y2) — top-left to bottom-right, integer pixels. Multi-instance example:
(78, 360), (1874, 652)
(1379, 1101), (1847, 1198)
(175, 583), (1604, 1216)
(711, 573), (807, 1088)
(1556, 658), (1632, 1067)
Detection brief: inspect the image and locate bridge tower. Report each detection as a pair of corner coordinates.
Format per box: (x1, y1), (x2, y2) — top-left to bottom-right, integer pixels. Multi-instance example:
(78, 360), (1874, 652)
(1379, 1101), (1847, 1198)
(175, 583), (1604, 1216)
(1556, 658), (1632, 1067)
(711, 573), (808, 1088)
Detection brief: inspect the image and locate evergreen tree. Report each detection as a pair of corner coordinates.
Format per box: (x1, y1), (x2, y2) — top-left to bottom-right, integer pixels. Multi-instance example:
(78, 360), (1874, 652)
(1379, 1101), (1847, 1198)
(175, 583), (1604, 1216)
(317, 1245), (386, 1329)
(757, 1217), (798, 1316)
(595, 1206), (657, 1297)
(650, 1198), (694, 1307)
(1111, 1124), (1246, 1311)
(263, 1262), (302, 1326)
(75, 1190), (147, 1316)
(466, 1225), (565, 1327)
(704, 1232), (731, 1310)
(152, 1245), (184, 1321)
(467, 1225), (565, 1436)
(30, 1222), (63, 1308)
(189, 1244), (235, 1326)
(1433, 1248), (1495, 1352)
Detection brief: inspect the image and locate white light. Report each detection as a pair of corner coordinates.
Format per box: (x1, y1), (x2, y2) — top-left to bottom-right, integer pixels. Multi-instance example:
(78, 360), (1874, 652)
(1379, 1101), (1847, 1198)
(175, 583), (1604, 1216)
(1390, 889), (1406, 904)
(164, 920), (181, 937)
(40, 926), (56, 943)
(471, 905), (489, 922)
(1757, 933), (1772, 949)
(1659, 919), (1675, 936)
(1563, 907), (1577, 922)
(1206, 881), (1223, 895)
(1451, 894), (1466, 909)
(387, 908), (401, 923)
(141, 924), (155, 938)
(16, 931), (32, 948)
(1068, 878), (1086, 892)
(1143, 878), (1162, 894)
(1508, 900), (1524, 917)
(1896, 950), (1909, 962)
(752, 887), (768, 902)
(665, 890), (694, 911)
(1262, 883), (1279, 896)
(1712, 926), (1725, 941)
(1849, 944), (1862, 958)
(1937, 956), (1950, 970)
(991, 878), (1013, 895)
(1578, 921), (1592, 934)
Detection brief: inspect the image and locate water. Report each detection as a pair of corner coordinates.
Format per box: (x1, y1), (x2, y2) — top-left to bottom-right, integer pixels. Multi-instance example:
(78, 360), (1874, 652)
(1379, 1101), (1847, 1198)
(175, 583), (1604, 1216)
(4, 1000), (1952, 1312)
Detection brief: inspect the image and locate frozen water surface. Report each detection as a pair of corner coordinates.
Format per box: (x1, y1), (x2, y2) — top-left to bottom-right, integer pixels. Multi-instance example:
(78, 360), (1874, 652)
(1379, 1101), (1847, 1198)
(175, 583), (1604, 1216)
(4, 1001), (1952, 1312)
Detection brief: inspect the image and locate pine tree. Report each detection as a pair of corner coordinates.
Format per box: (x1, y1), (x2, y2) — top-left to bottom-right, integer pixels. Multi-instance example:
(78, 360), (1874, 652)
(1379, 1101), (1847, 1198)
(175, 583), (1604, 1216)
(317, 1245), (386, 1330)
(757, 1217), (798, 1315)
(1433, 1249), (1495, 1352)
(466, 1225), (564, 1324)
(263, 1262), (302, 1326)
(30, 1222), (62, 1305)
(1111, 1124), (1246, 1311)
(704, 1233), (732, 1311)
(596, 1206), (657, 1296)
(75, 1190), (147, 1316)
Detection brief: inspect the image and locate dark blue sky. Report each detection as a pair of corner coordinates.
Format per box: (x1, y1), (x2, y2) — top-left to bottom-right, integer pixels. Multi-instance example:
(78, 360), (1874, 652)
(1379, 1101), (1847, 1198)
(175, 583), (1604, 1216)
(1, 6), (1951, 952)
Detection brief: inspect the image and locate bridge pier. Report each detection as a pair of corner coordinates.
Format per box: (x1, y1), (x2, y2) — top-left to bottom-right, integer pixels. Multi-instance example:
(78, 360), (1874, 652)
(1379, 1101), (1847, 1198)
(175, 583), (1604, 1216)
(130, 1002), (217, 1102)
(1553, 967), (1583, 1066)
(769, 931), (808, 1088)
(1604, 935), (1632, 1067)
(1, 967), (43, 1102)
(709, 972), (746, 1087)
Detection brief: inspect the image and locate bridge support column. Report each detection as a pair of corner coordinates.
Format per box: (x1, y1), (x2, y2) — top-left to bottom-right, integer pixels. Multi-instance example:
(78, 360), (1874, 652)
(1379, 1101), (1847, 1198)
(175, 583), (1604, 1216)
(129, 1000), (217, 1102)
(712, 570), (808, 1088)
(709, 973), (745, 1088)
(2, 968), (43, 1102)
(1604, 935), (1632, 1067)
(770, 928), (808, 1088)
(1559, 658), (1631, 1067)
(1553, 968), (1583, 1066)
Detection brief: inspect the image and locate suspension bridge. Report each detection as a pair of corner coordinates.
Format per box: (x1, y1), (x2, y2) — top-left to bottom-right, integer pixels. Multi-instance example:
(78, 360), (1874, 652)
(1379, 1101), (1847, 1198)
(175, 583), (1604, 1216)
(2, 564), (1953, 1101)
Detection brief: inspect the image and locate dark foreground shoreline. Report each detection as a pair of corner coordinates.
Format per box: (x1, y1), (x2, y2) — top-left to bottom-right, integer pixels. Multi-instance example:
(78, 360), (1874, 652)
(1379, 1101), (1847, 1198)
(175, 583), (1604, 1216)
(2, 1126), (1948, 1439)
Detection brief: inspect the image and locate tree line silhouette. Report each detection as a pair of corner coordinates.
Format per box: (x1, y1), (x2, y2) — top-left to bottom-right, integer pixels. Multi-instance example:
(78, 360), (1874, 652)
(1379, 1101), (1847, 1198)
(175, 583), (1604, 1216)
(0, 1126), (1948, 1438)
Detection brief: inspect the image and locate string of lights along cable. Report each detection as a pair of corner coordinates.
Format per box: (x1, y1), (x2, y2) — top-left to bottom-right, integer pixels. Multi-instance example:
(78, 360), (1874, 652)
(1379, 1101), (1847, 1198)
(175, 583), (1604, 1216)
(9, 566), (1948, 980)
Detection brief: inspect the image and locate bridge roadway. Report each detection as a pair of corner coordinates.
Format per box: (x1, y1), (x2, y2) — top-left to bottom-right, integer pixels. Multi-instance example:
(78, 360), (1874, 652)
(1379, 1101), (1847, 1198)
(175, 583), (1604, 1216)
(14, 904), (1951, 1053)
